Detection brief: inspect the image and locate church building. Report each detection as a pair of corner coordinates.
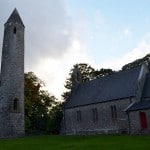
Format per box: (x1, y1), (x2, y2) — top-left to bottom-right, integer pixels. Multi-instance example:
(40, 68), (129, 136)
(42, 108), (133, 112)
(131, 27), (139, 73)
(0, 9), (25, 138)
(62, 63), (150, 135)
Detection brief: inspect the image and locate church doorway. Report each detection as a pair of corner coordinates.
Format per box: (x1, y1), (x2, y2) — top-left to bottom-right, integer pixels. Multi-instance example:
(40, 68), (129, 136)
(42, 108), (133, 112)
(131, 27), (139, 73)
(140, 112), (148, 129)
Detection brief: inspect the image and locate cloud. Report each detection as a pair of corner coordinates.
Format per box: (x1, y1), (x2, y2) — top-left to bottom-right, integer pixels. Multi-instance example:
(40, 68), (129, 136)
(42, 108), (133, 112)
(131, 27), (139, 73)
(99, 35), (150, 70)
(0, 0), (86, 99)
(34, 37), (91, 99)
(1, 1), (149, 100)
(0, 0), (73, 70)
(32, 33), (150, 99)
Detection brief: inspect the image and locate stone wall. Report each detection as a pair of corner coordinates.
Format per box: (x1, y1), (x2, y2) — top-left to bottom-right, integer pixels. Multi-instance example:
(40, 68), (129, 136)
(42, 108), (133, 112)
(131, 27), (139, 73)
(64, 98), (134, 135)
(0, 9), (24, 138)
(129, 110), (150, 134)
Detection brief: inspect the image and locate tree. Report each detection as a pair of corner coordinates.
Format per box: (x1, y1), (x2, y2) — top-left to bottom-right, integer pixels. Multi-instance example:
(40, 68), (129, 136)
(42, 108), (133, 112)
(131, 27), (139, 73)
(62, 63), (95, 101)
(47, 103), (63, 134)
(122, 53), (150, 70)
(25, 72), (61, 133)
(92, 68), (114, 79)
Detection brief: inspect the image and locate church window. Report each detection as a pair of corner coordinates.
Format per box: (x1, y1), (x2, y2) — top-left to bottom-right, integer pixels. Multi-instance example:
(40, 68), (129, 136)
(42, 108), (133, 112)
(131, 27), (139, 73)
(13, 98), (19, 111)
(111, 106), (114, 119)
(77, 110), (82, 122)
(92, 108), (98, 123)
(111, 105), (117, 121)
(13, 27), (17, 34)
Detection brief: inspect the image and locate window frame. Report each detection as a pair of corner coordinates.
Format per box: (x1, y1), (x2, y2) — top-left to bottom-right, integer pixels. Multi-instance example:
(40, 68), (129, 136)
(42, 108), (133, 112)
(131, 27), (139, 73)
(76, 110), (82, 122)
(92, 108), (98, 123)
(111, 105), (117, 121)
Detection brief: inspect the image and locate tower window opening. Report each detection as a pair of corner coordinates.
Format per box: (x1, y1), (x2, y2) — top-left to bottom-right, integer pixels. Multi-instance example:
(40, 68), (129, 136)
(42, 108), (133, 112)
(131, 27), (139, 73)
(13, 27), (17, 34)
(13, 98), (18, 111)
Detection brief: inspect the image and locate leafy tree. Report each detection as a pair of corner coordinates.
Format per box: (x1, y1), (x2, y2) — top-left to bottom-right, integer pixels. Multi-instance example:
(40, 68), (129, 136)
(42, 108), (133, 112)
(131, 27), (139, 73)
(63, 64), (94, 89)
(47, 103), (64, 134)
(75, 63), (95, 82)
(62, 63), (94, 101)
(92, 68), (114, 79)
(25, 72), (61, 134)
(122, 53), (150, 70)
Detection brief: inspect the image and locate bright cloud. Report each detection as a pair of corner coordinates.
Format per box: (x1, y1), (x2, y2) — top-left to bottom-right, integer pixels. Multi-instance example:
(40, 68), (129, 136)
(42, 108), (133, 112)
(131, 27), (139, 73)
(33, 37), (92, 99)
(0, 0), (150, 100)
(0, 0), (92, 100)
(0, 0), (73, 70)
(99, 36), (150, 70)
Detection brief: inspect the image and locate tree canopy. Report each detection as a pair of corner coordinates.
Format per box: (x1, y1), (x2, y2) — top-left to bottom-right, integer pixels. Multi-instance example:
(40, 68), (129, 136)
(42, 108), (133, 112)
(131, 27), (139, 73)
(25, 72), (62, 134)
(122, 53), (150, 70)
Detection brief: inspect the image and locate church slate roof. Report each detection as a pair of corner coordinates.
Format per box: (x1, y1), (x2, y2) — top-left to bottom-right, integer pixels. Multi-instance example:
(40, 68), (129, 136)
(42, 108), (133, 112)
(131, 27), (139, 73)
(65, 66), (142, 109)
(126, 100), (150, 111)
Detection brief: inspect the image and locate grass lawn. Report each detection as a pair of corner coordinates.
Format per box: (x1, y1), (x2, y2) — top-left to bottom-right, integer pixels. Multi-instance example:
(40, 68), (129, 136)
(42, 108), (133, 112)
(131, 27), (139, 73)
(0, 135), (150, 150)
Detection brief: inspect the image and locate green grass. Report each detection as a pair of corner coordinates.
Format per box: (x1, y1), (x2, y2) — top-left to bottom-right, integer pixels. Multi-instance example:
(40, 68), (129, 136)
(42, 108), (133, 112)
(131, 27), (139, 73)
(0, 135), (150, 150)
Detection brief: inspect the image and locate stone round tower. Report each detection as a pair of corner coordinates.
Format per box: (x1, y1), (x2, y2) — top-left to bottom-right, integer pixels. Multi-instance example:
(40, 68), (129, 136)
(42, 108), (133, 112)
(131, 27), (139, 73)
(0, 8), (25, 138)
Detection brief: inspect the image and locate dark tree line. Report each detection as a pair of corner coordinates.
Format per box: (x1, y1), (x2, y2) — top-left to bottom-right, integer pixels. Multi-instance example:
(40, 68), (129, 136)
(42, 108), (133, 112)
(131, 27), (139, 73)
(122, 53), (150, 70)
(25, 72), (63, 134)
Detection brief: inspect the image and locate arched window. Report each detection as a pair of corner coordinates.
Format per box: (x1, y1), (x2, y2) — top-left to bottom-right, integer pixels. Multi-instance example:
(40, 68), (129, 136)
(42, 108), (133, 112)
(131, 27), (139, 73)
(76, 110), (82, 122)
(13, 27), (17, 34)
(110, 105), (117, 121)
(92, 108), (98, 123)
(13, 98), (18, 111)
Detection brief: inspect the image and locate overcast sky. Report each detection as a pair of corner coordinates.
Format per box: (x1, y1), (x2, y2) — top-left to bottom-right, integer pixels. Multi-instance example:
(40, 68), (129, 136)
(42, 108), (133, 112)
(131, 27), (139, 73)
(0, 0), (150, 99)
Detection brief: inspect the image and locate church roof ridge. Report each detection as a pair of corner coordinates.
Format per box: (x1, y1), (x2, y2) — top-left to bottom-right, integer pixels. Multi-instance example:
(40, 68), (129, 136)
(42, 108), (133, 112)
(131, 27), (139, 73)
(65, 65), (142, 109)
(82, 65), (142, 86)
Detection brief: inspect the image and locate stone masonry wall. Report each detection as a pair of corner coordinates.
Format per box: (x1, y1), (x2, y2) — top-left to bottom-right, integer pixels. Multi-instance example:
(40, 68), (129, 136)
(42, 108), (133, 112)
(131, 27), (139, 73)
(0, 10), (24, 138)
(129, 110), (150, 134)
(64, 98), (135, 135)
